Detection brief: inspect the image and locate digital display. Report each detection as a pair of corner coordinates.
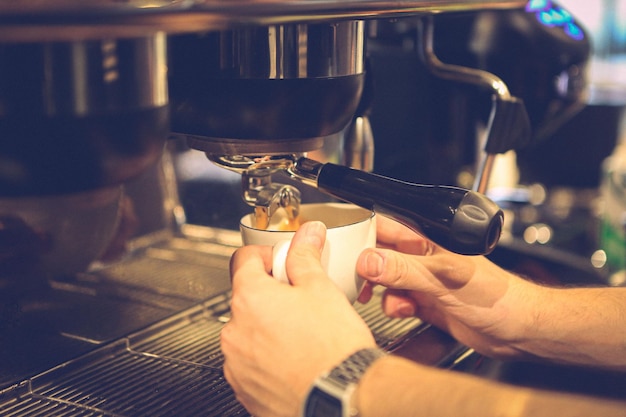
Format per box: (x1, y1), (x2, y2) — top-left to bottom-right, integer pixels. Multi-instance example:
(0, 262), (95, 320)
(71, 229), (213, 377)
(525, 0), (585, 40)
(305, 387), (343, 417)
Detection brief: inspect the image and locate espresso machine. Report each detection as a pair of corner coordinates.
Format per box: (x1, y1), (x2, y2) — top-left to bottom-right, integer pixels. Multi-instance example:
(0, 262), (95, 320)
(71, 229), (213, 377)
(3, 1), (621, 416)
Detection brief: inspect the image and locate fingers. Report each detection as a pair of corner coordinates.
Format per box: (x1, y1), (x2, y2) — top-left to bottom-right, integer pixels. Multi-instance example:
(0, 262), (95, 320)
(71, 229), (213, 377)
(357, 248), (420, 289)
(284, 221), (327, 287)
(230, 222), (328, 293)
(230, 244), (274, 292)
(357, 282), (375, 304)
(375, 216), (435, 255)
(356, 247), (476, 293)
(375, 215), (413, 244)
(381, 289), (418, 318)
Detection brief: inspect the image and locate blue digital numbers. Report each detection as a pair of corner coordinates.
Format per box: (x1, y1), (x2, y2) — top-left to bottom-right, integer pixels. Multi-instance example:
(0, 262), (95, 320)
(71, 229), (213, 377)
(525, 0), (585, 40)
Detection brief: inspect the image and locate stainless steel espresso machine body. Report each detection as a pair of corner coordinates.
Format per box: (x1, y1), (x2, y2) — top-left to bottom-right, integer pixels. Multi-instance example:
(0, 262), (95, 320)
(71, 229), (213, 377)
(5, 1), (623, 416)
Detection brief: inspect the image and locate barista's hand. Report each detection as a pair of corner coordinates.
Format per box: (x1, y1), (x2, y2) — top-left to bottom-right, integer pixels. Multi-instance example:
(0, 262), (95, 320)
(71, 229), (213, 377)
(356, 215), (541, 359)
(221, 221), (376, 417)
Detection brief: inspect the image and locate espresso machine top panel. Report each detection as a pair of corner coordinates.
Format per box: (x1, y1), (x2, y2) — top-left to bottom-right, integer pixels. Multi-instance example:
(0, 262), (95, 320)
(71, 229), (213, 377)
(0, 0), (527, 41)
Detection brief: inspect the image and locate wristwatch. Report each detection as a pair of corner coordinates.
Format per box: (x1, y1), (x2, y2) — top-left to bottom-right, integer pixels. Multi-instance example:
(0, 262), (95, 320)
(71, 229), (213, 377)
(301, 348), (388, 417)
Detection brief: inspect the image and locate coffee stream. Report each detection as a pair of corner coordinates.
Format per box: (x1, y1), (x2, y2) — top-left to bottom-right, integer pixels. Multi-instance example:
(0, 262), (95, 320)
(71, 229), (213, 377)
(254, 204), (302, 232)
(281, 205), (302, 231)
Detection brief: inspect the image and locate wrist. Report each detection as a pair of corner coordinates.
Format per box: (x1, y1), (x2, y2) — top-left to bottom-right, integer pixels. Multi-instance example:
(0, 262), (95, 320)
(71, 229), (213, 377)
(496, 274), (555, 358)
(301, 347), (387, 417)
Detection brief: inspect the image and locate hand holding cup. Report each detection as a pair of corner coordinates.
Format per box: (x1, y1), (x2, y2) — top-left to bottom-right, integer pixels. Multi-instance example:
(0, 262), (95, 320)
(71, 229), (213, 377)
(240, 203), (376, 303)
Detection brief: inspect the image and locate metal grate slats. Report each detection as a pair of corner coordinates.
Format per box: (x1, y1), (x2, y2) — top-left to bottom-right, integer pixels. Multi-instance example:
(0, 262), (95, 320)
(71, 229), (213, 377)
(35, 351), (245, 416)
(130, 320), (225, 368)
(0, 240), (423, 416)
(355, 295), (423, 348)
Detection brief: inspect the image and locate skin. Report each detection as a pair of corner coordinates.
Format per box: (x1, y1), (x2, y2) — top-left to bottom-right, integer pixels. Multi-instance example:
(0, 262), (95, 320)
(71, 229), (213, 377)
(221, 217), (626, 417)
(357, 354), (626, 417)
(221, 221), (376, 417)
(356, 217), (626, 369)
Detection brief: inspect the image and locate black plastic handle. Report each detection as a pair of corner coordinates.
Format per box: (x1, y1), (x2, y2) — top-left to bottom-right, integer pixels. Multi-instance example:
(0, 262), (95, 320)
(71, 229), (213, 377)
(316, 163), (503, 255)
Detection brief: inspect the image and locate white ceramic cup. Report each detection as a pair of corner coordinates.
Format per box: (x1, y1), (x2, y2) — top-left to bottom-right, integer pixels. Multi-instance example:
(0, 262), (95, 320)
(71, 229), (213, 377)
(240, 203), (376, 303)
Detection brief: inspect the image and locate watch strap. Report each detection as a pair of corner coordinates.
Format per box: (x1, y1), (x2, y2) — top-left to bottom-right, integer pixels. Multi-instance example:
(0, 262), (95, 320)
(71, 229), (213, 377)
(327, 347), (388, 385)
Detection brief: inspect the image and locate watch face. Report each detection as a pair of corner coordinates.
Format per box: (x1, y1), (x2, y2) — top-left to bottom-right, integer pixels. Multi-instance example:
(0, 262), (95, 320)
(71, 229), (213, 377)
(305, 387), (343, 417)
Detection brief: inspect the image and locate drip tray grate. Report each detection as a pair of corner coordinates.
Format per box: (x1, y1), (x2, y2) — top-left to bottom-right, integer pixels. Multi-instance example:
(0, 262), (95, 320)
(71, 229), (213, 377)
(0, 289), (423, 417)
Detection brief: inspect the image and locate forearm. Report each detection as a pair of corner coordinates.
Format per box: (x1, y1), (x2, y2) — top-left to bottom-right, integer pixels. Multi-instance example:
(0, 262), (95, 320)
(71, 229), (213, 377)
(356, 355), (626, 417)
(512, 285), (626, 369)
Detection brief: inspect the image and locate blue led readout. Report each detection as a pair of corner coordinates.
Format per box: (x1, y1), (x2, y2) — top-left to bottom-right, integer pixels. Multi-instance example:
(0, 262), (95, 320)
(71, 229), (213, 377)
(526, 0), (551, 12)
(525, 0), (585, 40)
(564, 22), (584, 40)
(538, 7), (572, 26)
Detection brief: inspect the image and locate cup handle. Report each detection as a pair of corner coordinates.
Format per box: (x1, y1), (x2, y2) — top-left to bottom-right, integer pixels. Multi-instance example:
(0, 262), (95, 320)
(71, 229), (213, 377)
(272, 240), (292, 284)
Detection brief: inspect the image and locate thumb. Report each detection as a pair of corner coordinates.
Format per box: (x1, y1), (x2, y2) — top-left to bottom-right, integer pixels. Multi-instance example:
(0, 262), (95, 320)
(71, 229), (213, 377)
(357, 246), (477, 294)
(284, 221), (327, 287)
(357, 247), (445, 292)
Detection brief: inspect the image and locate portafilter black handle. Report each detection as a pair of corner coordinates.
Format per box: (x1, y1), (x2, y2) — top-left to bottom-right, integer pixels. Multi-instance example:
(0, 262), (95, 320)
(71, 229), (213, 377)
(291, 158), (503, 255)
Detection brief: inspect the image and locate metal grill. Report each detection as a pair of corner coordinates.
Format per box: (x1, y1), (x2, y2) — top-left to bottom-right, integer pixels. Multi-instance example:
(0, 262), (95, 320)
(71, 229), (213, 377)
(0, 289), (423, 417)
(0, 227), (425, 416)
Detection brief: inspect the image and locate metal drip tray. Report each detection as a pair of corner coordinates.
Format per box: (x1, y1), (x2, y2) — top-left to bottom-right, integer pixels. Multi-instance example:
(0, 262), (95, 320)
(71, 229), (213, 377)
(0, 300), (243, 417)
(0, 226), (444, 416)
(0, 294), (427, 416)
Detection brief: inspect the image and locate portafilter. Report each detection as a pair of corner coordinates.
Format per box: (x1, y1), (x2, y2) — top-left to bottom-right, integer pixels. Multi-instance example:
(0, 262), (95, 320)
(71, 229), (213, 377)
(208, 154), (503, 256)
